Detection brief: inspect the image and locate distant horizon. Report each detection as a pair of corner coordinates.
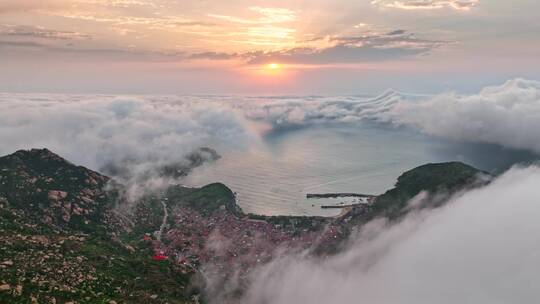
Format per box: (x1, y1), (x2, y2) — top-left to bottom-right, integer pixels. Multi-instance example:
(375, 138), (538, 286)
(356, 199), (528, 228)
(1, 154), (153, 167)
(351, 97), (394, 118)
(1, 77), (536, 96)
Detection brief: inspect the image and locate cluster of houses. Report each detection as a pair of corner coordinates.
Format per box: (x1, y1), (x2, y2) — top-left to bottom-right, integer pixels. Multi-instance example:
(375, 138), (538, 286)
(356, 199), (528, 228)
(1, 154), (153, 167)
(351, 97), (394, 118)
(144, 206), (346, 276)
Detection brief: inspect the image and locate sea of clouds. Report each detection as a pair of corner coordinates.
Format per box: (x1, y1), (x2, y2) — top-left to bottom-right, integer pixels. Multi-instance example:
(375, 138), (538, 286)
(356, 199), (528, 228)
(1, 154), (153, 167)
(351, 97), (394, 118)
(389, 79), (540, 153)
(0, 94), (258, 198)
(1, 78), (539, 194)
(238, 165), (540, 304)
(242, 78), (540, 155)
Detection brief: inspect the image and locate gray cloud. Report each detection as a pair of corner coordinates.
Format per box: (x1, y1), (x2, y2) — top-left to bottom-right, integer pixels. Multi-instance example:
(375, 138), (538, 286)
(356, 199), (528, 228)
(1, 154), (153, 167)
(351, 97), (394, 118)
(0, 20), (445, 66)
(240, 164), (540, 303)
(184, 30), (446, 64)
(245, 30), (445, 64)
(189, 51), (239, 60)
(371, 0), (479, 11)
(0, 25), (92, 40)
(0, 36), (187, 63)
(387, 29), (407, 35)
(246, 44), (425, 64)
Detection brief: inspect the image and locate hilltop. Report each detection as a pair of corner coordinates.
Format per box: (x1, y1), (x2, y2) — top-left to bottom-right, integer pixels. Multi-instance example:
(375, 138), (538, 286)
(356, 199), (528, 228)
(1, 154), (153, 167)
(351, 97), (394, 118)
(374, 162), (489, 216)
(0, 148), (114, 231)
(341, 162), (489, 227)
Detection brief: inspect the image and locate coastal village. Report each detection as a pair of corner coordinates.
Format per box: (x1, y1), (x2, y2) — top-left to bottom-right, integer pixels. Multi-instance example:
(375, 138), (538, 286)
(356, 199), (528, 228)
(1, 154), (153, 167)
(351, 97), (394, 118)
(131, 193), (376, 301)
(133, 188), (380, 282)
(145, 198), (364, 278)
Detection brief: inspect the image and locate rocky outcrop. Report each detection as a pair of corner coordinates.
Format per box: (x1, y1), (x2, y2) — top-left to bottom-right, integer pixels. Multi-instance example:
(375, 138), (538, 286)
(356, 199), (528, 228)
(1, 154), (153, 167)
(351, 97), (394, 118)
(0, 149), (110, 228)
(0, 148), (235, 304)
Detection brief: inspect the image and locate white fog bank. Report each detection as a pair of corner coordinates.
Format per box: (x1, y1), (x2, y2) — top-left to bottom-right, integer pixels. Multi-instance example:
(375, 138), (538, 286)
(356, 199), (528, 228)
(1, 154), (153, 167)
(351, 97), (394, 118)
(240, 165), (540, 304)
(388, 78), (540, 154)
(1, 78), (539, 201)
(2, 78), (539, 169)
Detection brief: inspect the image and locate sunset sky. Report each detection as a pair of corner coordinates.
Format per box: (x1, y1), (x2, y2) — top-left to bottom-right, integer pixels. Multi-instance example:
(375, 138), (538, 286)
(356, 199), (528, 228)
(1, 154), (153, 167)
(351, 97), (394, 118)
(1, 0), (539, 94)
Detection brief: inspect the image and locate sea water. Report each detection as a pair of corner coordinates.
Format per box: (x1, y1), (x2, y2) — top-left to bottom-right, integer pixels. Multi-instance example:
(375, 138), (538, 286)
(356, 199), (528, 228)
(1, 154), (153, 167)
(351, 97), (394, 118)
(184, 123), (454, 216)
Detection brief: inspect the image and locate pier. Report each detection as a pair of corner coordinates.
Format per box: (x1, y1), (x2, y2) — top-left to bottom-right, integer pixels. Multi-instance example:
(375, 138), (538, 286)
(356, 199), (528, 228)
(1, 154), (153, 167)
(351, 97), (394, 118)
(306, 193), (375, 199)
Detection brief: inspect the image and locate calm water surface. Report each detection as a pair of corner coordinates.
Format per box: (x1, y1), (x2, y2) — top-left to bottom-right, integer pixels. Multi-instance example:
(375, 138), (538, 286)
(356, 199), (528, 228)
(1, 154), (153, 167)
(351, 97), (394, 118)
(184, 123), (458, 216)
(186, 124), (476, 216)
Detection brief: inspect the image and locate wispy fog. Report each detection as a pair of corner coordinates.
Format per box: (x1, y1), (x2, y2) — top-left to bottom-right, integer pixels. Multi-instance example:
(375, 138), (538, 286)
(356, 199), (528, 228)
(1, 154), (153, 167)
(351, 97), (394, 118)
(239, 165), (540, 304)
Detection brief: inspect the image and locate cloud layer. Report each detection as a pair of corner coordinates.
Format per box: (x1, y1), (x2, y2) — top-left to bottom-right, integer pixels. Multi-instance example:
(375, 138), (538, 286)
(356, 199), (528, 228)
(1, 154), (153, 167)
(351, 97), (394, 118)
(0, 94), (256, 197)
(387, 78), (540, 153)
(372, 0), (479, 11)
(0, 24), (91, 40)
(238, 78), (540, 155)
(1, 78), (539, 195)
(240, 164), (540, 303)
(245, 30), (446, 64)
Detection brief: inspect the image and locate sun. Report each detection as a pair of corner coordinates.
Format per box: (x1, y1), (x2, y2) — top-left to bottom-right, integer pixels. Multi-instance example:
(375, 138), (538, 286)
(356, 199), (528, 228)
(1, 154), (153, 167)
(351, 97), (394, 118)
(266, 63), (282, 70)
(251, 62), (289, 78)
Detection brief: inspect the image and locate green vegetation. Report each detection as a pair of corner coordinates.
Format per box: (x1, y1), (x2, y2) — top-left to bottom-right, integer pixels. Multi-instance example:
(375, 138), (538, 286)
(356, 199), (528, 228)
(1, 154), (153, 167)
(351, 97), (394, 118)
(247, 214), (328, 232)
(0, 228), (194, 303)
(167, 183), (239, 216)
(0, 149), (198, 303)
(370, 162), (488, 219)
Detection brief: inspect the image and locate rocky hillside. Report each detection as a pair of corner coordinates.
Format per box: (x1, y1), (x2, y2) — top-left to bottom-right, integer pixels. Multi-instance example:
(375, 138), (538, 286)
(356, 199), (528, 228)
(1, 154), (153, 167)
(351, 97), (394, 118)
(0, 149), (208, 304)
(0, 149), (110, 231)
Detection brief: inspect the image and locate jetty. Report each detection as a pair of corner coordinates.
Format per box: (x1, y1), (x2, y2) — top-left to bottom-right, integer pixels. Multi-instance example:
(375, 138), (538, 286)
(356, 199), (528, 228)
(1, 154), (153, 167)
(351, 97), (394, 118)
(306, 193), (375, 199)
(321, 204), (358, 209)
